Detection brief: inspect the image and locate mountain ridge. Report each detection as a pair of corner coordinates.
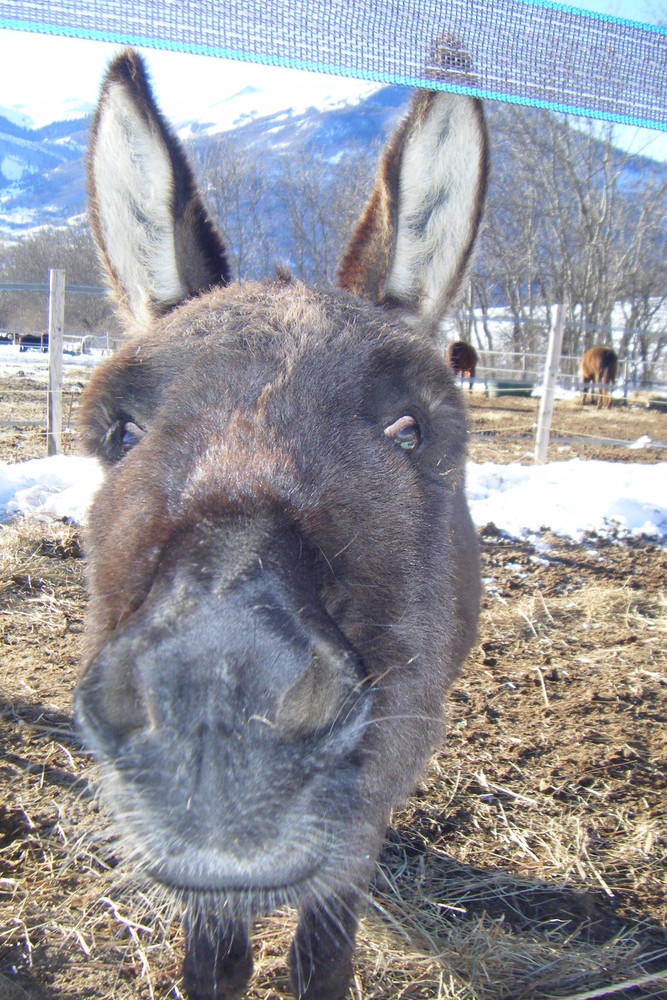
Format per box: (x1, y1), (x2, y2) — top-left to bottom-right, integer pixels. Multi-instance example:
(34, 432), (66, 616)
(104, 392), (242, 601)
(0, 87), (663, 240)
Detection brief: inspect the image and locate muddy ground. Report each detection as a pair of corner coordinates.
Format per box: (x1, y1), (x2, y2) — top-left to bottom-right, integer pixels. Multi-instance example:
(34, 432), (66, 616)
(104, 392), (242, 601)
(0, 380), (665, 999)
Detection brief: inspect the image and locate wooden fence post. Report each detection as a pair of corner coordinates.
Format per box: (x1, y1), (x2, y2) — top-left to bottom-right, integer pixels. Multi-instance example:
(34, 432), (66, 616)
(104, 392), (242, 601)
(534, 302), (567, 465)
(47, 269), (65, 456)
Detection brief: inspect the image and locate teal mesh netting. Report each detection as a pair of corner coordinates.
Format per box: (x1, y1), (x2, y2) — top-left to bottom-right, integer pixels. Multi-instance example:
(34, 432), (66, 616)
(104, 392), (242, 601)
(0, 0), (665, 130)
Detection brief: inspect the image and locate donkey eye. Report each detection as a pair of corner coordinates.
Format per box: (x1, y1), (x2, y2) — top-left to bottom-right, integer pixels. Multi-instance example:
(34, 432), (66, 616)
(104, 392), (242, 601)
(103, 418), (145, 460)
(120, 421), (145, 454)
(383, 415), (421, 453)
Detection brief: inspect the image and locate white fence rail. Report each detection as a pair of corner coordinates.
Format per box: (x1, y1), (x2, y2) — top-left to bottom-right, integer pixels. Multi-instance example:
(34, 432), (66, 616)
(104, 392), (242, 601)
(474, 350), (635, 395)
(2, 269), (665, 457)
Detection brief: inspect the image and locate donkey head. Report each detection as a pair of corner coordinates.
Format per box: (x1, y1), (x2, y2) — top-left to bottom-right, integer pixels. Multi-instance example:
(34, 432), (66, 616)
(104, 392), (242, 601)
(75, 50), (487, 1000)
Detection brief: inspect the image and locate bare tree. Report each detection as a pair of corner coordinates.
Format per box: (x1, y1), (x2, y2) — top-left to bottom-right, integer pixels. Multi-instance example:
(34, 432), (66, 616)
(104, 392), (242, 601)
(193, 134), (271, 280)
(277, 144), (376, 285)
(0, 223), (115, 334)
(473, 103), (666, 369)
(192, 134), (375, 287)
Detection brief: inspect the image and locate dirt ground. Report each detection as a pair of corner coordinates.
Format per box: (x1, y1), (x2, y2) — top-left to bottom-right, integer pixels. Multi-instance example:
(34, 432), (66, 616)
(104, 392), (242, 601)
(0, 379), (665, 999)
(464, 392), (666, 465)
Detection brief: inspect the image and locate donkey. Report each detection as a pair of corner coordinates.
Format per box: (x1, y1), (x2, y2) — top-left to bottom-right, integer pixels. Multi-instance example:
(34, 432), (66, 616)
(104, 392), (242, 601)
(446, 340), (478, 392)
(580, 346), (618, 409)
(75, 50), (487, 1000)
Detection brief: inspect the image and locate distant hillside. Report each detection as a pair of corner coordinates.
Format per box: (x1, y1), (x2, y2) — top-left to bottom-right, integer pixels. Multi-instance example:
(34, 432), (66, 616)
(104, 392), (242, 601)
(0, 114), (90, 233)
(0, 85), (663, 253)
(0, 88), (411, 239)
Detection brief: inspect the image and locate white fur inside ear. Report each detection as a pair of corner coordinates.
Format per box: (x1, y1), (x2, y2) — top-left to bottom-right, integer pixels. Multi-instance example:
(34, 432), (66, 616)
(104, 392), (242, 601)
(385, 96), (483, 326)
(93, 85), (186, 324)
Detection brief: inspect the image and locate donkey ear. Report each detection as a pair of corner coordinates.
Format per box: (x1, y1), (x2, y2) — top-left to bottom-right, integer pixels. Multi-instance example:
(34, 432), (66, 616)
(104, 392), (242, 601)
(338, 91), (488, 336)
(88, 50), (230, 327)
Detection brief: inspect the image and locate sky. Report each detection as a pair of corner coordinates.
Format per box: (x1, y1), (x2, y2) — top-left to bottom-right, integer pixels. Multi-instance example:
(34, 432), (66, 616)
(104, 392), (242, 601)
(0, 0), (664, 159)
(2, 447), (665, 542)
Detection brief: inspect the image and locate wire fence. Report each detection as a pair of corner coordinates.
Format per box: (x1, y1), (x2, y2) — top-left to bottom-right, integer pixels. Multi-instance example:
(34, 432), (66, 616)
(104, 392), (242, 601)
(475, 351), (629, 393)
(0, 269), (111, 455)
(1, 269), (665, 460)
(0, 330), (113, 354)
(473, 350), (666, 395)
(0, 367), (91, 459)
(455, 308), (667, 392)
(2, 341), (664, 464)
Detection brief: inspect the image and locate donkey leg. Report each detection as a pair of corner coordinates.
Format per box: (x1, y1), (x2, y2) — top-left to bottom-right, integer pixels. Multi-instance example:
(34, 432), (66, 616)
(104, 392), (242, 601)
(182, 911), (253, 1000)
(288, 892), (362, 999)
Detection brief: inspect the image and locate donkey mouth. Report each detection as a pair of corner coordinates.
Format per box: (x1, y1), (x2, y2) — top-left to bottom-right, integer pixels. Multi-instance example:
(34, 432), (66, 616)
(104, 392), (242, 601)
(148, 854), (323, 899)
(92, 767), (346, 903)
(143, 838), (324, 897)
(75, 514), (374, 913)
(77, 688), (367, 903)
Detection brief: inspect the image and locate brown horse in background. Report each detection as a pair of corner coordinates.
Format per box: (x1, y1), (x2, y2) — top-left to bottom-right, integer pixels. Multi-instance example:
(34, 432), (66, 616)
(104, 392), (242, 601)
(580, 346), (618, 409)
(446, 340), (478, 391)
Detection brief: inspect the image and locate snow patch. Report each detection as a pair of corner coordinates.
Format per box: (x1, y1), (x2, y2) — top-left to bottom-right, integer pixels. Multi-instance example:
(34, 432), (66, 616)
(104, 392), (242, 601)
(628, 435), (652, 450)
(1, 454), (665, 542)
(466, 459), (666, 541)
(1, 155), (25, 181)
(1, 456), (103, 524)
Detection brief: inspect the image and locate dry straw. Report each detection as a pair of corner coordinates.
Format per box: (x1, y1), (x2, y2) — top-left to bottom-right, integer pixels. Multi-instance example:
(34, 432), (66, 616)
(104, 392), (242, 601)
(1, 517), (665, 998)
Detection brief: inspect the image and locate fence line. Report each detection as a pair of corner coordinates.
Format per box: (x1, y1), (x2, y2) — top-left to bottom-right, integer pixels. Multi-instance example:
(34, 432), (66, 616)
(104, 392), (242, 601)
(0, 281), (106, 296)
(0, 270), (112, 455)
(474, 350), (641, 393)
(1, 331), (115, 353)
(1, 271), (665, 458)
(47, 269), (65, 456)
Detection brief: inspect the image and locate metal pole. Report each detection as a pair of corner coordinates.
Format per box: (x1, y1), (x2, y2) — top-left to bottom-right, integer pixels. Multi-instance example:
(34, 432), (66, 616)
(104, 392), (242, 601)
(534, 302), (567, 465)
(47, 269), (65, 456)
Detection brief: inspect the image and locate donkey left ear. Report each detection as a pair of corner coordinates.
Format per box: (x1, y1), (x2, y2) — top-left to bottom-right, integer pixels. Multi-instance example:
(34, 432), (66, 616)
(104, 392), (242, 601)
(88, 49), (230, 327)
(338, 91), (488, 336)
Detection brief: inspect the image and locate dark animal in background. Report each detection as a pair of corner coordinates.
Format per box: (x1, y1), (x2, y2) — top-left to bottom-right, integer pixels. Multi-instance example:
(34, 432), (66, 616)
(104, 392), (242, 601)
(75, 50), (487, 1000)
(18, 331), (48, 352)
(446, 340), (478, 391)
(580, 346), (618, 409)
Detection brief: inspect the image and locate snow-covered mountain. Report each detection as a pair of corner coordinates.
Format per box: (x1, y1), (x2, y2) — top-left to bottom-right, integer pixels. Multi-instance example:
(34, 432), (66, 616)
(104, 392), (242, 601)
(0, 84), (663, 241)
(0, 86), (407, 238)
(0, 113), (91, 234)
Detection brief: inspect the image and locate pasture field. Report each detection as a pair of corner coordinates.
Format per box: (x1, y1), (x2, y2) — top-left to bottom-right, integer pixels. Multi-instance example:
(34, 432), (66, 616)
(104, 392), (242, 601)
(0, 387), (665, 999)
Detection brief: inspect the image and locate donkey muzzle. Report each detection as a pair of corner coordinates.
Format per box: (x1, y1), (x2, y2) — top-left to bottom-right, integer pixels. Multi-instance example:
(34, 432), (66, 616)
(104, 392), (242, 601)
(75, 517), (371, 891)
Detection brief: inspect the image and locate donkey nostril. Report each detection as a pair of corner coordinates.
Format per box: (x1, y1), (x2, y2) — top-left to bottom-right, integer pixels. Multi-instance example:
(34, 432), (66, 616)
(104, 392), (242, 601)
(275, 636), (366, 739)
(76, 648), (150, 749)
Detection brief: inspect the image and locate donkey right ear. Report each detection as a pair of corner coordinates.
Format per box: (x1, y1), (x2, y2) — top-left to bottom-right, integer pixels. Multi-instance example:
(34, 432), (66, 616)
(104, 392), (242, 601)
(88, 50), (230, 327)
(338, 90), (488, 338)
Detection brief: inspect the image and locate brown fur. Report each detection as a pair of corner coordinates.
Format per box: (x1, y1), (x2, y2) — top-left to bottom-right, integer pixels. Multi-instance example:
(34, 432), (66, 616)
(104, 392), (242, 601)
(76, 50), (487, 1000)
(580, 346), (618, 409)
(446, 340), (478, 391)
